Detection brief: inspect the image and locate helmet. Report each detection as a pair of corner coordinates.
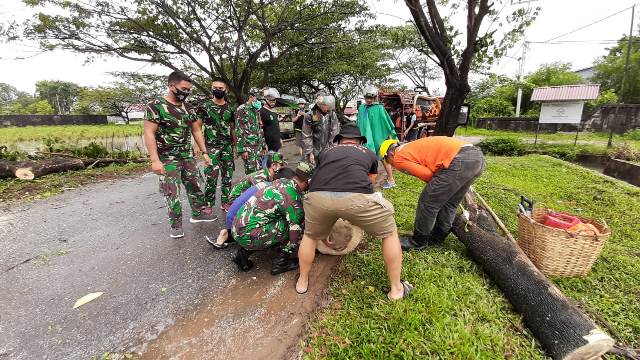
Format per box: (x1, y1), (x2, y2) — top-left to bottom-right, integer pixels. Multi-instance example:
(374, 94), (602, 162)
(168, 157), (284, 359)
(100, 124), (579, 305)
(263, 87), (280, 100)
(379, 139), (399, 158)
(315, 94), (335, 110)
(297, 98), (307, 105)
(248, 88), (260, 97)
(363, 86), (378, 98)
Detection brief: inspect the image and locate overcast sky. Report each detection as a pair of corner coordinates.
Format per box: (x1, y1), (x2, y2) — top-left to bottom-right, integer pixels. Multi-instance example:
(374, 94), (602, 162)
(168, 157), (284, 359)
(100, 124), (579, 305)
(1, 0), (638, 94)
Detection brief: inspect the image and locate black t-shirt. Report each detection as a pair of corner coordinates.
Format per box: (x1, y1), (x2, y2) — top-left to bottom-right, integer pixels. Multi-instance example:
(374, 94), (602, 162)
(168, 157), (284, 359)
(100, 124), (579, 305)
(293, 110), (305, 130)
(309, 143), (378, 194)
(260, 106), (282, 151)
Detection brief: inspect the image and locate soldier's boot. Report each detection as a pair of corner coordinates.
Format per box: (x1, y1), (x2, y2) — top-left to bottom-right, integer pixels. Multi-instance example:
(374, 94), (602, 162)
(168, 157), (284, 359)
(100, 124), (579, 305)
(399, 231), (432, 251)
(270, 249), (298, 275)
(232, 247), (254, 272)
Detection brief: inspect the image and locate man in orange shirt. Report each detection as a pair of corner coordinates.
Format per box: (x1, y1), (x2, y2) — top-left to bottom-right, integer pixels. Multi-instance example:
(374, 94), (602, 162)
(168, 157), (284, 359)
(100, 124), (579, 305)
(381, 136), (485, 250)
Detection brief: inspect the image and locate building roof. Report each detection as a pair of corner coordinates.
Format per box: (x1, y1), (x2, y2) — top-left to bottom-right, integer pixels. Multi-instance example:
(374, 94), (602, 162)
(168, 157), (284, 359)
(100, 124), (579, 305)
(531, 84), (600, 102)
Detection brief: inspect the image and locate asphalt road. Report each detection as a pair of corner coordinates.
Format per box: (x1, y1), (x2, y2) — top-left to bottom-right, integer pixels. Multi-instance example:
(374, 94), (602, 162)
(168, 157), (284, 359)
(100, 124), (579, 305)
(0, 142), (316, 359)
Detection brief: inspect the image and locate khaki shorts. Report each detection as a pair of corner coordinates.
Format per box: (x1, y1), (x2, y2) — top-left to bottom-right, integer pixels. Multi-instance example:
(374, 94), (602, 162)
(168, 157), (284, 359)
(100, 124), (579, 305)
(303, 191), (397, 240)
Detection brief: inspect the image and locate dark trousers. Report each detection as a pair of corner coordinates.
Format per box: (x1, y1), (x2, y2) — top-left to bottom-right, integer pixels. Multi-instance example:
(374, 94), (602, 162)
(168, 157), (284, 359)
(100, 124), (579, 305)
(414, 147), (485, 236)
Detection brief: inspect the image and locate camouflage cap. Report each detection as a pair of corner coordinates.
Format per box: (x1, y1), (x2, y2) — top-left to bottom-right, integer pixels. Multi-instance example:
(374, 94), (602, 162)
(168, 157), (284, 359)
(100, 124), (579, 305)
(270, 152), (286, 165)
(295, 161), (315, 181)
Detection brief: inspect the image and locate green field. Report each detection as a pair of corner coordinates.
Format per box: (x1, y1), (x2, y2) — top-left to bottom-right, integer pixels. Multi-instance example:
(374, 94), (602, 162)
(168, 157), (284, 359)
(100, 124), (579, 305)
(304, 155), (640, 359)
(0, 124), (144, 144)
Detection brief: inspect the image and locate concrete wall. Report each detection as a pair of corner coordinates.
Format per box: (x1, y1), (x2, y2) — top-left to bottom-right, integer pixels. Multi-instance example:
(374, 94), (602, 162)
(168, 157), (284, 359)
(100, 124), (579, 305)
(474, 117), (578, 132)
(587, 105), (640, 134)
(0, 115), (108, 127)
(604, 158), (640, 187)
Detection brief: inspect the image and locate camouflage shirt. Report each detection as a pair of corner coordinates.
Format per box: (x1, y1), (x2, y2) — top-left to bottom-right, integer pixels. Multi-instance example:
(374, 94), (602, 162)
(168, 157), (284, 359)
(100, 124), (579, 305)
(194, 100), (235, 148)
(235, 104), (265, 153)
(234, 178), (305, 246)
(144, 98), (194, 161)
(227, 168), (272, 205)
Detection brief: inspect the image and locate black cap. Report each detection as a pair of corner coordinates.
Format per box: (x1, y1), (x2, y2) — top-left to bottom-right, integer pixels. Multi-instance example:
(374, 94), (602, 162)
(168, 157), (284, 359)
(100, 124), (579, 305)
(333, 124), (367, 144)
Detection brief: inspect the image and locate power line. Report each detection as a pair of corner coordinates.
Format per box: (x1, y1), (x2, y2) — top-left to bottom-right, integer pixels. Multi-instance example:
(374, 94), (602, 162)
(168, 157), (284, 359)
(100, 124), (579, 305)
(542, 4), (638, 43)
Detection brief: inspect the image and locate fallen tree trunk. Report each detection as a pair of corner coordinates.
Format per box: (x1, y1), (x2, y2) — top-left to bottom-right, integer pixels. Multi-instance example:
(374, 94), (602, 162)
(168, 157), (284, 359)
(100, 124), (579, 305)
(13, 158), (85, 180)
(0, 158), (148, 180)
(452, 191), (614, 360)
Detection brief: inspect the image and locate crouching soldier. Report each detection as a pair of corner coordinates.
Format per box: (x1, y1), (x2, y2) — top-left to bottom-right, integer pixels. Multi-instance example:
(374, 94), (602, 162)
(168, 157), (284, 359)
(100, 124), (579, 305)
(231, 162), (314, 275)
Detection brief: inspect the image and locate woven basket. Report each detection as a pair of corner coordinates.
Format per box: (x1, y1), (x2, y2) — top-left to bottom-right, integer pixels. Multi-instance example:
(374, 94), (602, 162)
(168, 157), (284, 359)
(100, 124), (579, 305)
(517, 207), (610, 277)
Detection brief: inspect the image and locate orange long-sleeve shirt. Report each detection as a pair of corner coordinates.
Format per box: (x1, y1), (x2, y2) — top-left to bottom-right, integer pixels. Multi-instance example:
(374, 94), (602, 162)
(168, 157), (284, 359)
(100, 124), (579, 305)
(391, 136), (468, 182)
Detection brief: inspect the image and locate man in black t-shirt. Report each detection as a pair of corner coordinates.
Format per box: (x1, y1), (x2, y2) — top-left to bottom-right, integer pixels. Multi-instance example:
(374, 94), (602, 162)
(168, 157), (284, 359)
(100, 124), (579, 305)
(259, 88), (282, 153)
(295, 125), (412, 301)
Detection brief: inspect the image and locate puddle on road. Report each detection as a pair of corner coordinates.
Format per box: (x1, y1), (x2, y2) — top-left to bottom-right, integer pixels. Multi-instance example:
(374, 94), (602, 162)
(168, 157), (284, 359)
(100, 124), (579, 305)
(137, 255), (339, 360)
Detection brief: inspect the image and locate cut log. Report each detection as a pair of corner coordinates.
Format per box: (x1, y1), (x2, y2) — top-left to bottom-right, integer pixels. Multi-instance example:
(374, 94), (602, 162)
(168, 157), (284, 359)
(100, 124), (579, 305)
(0, 160), (16, 179)
(13, 158), (85, 180)
(452, 192), (614, 360)
(316, 219), (364, 256)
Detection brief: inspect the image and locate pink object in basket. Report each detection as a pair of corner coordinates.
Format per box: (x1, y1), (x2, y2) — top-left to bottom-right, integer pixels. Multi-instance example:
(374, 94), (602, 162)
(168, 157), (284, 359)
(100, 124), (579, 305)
(543, 212), (580, 230)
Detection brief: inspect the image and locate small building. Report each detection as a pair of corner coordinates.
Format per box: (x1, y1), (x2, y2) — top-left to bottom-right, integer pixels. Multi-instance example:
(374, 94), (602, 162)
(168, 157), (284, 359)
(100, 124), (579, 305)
(573, 66), (595, 81)
(531, 84), (600, 125)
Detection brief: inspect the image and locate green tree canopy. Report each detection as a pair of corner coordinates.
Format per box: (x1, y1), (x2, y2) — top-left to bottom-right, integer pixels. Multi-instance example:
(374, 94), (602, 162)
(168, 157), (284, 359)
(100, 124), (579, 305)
(593, 35), (640, 104)
(35, 80), (82, 114)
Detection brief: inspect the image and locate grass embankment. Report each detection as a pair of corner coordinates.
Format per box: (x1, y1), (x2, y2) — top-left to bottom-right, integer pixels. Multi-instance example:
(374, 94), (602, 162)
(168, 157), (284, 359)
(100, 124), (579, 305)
(456, 127), (640, 151)
(305, 155), (640, 359)
(0, 124), (143, 144)
(0, 163), (148, 206)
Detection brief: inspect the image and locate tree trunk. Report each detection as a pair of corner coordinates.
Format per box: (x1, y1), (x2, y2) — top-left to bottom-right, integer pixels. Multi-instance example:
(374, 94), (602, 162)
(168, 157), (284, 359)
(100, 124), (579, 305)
(435, 84), (468, 136)
(10, 158), (86, 180)
(452, 192), (614, 360)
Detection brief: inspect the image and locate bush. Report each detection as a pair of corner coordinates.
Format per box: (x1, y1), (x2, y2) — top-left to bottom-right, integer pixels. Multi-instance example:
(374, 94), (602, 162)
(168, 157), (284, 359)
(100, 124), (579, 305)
(623, 129), (640, 141)
(0, 146), (27, 161)
(477, 137), (527, 156)
(534, 144), (577, 161)
(608, 142), (640, 162)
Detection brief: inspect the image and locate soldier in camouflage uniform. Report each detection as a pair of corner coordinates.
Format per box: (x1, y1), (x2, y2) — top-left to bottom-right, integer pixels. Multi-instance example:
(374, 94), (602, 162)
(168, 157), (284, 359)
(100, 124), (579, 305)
(143, 71), (216, 238)
(194, 78), (236, 208)
(224, 152), (286, 209)
(235, 89), (265, 175)
(231, 162), (315, 275)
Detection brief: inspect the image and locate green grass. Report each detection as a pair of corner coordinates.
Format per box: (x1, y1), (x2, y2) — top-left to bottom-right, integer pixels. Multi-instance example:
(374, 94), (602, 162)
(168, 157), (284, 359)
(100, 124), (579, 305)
(305, 155), (640, 359)
(0, 162), (147, 205)
(0, 124), (143, 144)
(456, 127), (640, 151)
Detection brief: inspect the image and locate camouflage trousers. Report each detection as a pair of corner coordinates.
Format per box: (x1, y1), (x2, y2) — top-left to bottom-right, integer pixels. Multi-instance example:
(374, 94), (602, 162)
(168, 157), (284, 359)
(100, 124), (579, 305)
(204, 143), (235, 206)
(232, 219), (295, 253)
(158, 157), (207, 229)
(242, 145), (262, 175)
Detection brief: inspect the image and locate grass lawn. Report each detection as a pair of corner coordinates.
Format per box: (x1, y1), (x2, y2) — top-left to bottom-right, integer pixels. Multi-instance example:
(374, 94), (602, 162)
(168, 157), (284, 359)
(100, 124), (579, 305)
(0, 162), (148, 206)
(456, 127), (640, 151)
(304, 155), (640, 359)
(0, 124), (143, 144)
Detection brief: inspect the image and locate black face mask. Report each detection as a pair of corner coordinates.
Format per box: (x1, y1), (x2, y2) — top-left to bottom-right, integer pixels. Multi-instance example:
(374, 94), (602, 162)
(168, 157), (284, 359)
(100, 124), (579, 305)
(173, 88), (190, 102)
(211, 89), (226, 99)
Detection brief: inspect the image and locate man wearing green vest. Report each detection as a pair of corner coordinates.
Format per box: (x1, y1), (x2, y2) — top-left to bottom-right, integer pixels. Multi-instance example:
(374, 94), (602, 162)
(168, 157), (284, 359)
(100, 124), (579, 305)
(357, 86), (397, 189)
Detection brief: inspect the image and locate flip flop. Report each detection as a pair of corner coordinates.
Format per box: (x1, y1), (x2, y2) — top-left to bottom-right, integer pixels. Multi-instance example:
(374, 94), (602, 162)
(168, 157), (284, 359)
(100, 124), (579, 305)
(387, 280), (414, 301)
(294, 273), (308, 295)
(205, 235), (229, 250)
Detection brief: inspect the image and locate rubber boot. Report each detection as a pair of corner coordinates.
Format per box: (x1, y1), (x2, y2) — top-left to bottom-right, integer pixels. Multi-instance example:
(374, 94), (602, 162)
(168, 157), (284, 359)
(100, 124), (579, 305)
(399, 231), (431, 251)
(232, 247), (254, 272)
(270, 249), (299, 275)
(430, 227), (450, 245)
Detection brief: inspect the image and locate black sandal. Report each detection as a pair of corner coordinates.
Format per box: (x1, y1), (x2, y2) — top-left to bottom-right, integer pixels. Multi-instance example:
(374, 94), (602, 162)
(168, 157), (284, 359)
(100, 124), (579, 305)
(206, 235), (229, 249)
(387, 280), (414, 301)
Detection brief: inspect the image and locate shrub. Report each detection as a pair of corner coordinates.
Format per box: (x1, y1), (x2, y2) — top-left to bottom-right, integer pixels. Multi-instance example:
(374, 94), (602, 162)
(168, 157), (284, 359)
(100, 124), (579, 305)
(477, 137), (527, 156)
(0, 146), (27, 161)
(536, 145), (577, 161)
(623, 129), (640, 141)
(608, 142), (640, 162)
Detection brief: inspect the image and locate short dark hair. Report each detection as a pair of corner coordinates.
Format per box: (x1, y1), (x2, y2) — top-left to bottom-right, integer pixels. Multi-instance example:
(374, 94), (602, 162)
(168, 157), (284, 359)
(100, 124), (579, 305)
(168, 71), (192, 85)
(274, 167), (296, 180)
(211, 77), (227, 87)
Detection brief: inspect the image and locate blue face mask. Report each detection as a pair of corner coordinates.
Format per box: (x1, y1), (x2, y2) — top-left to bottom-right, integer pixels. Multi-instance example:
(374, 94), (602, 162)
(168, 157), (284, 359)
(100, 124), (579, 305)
(252, 101), (262, 109)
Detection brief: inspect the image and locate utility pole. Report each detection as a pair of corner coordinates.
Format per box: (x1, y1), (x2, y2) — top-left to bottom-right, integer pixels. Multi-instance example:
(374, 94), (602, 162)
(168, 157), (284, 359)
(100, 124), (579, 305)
(608, 4), (635, 148)
(511, 0), (537, 117)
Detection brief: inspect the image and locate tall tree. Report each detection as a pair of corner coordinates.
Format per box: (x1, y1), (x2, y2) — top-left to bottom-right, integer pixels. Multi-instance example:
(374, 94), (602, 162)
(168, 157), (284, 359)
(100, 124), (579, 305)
(0, 83), (31, 105)
(404, 0), (538, 136)
(593, 35), (640, 104)
(17, 0), (367, 101)
(35, 80), (82, 114)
